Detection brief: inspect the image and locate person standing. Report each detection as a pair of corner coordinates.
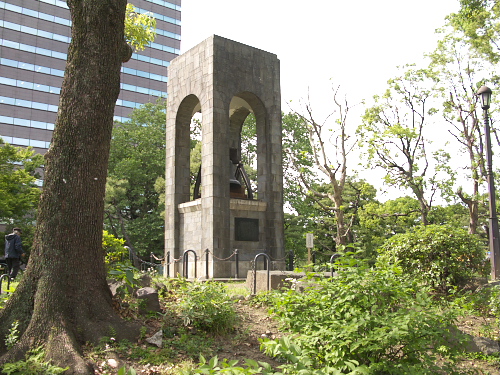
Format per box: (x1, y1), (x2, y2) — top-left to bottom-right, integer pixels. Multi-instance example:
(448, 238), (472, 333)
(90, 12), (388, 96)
(4, 227), (24, 280)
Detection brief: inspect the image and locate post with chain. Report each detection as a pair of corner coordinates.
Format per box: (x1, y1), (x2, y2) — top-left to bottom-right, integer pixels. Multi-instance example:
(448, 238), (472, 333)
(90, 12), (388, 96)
(182, 249), (197, 279)
(166, 251), (170, 278)
(205, 248), (210, 280)
(235, 249), (239, 279)
(252, 252), (271, 294)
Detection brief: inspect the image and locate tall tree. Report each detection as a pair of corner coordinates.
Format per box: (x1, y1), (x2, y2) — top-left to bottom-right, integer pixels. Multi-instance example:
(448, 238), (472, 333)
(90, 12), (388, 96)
(306, 179), (377, 255)
(0, 1), (154, 372)
(448, 0), (500, 63)
(359, 66), (455, 225)
(105, 99), (166, 256)
(282, 112), (314, 214)
(358, 196), (424, 251)
(428, 29), (495, 233)
(290, 87), (358, 246)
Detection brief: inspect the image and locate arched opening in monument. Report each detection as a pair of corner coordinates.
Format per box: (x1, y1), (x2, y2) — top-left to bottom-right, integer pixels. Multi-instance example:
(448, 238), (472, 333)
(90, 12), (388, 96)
(229, 92), (266, 200)
(190, 111), (202, 200)
(174, 94), (202, 204)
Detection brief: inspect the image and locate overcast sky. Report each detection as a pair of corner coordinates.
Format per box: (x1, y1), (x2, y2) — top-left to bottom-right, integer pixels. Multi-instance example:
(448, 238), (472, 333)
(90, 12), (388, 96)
(180, 0), (459, 114)
(178, 1), (462, 199)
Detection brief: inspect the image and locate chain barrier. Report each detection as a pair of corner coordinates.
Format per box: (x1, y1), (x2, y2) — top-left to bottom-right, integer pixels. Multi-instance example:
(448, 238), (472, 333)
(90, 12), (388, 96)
(267, 253), (287, 262)
(126, 247), (164, 273)
(144, 248), (296, 280)
(150, 252), (164, 262)
(205, 249), (237, 261)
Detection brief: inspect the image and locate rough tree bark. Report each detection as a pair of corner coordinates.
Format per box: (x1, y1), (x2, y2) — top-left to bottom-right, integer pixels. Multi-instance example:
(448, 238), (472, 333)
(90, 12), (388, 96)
(0, 0), (138, 372)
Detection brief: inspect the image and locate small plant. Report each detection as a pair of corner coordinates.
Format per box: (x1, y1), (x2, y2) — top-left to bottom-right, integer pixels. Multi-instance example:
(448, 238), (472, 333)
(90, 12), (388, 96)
(1, 346), (69, 374)
(0, 285), (17, 309)
(5, 320), (19, 350)
(139, 325), (148, 341)
(467, 284), (500, 318)
(180, 355), (274, 375)
(118, 366), (137, 375)
(108, 263), (140, 296)
(178, 281), (237, 334)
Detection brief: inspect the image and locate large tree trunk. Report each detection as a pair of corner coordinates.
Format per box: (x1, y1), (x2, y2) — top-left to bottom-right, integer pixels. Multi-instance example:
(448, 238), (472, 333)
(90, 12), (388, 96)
(0, 0), (138, 373)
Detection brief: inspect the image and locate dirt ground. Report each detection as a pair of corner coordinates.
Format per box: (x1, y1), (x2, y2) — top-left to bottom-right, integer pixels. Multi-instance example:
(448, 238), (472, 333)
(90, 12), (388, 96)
(91, 288), (285, 374)
(90, 283), (500, 375)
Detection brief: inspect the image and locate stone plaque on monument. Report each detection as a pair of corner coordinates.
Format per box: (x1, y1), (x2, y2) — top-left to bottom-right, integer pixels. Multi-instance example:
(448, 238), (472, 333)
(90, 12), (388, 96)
(235, 218), (259, 241)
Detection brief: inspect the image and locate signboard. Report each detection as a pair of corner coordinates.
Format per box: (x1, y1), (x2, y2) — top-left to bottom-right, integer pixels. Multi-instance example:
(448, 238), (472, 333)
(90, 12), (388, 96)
(306, 233), (314, 248)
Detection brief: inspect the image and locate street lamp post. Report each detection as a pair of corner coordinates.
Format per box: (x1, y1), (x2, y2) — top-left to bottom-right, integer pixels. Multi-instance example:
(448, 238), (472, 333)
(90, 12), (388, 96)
(477, 86), (500, 280)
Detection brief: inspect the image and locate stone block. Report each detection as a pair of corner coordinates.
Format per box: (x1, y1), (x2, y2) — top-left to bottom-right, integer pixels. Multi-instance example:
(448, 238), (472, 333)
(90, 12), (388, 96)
(246, 270), (306, 294)
(135, 287), (162, 314)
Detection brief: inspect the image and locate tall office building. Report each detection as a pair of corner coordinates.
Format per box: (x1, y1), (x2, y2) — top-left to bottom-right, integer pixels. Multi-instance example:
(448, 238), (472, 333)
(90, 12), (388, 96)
(0, 0), (181, 155)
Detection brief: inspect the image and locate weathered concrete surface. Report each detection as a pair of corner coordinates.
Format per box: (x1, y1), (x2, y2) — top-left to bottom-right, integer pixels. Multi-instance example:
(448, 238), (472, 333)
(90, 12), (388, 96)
(246, 270), (304, 294)
(246, 270), (337, 294)
(165, 35), (284, 278)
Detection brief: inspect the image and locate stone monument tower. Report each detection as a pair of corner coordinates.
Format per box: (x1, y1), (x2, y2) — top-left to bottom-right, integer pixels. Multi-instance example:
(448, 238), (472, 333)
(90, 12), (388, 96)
(165, 35), (284, 278)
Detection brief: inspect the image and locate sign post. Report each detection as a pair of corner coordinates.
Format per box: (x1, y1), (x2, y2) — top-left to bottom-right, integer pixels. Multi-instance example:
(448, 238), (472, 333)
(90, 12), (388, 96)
(306, 233), (314, 265)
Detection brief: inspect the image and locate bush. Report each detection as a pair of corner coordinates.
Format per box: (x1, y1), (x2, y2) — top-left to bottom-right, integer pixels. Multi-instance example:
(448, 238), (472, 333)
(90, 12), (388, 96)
(2, 346), (68, 374)
(178, 281), (237, 334)
(103, 230), (127, 264)
(378, 224), (488, 292)
(261, 255), (471, 374)
(473, 284), (500, 318)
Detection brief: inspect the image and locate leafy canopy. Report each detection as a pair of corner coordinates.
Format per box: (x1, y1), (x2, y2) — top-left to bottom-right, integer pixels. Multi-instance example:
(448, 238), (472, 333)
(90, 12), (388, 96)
(105, 99), (166, 256)
(0, 138), (43, 223)
(124, 4), (156, 51)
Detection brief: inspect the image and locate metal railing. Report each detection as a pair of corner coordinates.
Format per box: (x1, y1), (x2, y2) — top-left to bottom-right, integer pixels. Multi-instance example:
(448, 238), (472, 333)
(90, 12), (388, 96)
(252, 252), (271, 295)
(140, 248), (340, 280)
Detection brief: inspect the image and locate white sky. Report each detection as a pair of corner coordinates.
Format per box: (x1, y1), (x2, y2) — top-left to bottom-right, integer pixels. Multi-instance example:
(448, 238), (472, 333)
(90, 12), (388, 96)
(178, 0), (462, 200)
(180, 0), (459, 113)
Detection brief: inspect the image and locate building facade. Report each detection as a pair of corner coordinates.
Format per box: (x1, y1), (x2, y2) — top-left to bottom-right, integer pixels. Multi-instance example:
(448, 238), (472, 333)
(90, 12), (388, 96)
(0, 0), (181, 155)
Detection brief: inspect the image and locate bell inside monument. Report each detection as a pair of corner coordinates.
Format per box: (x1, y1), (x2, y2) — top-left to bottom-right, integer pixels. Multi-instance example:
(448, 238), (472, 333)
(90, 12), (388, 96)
(230, 178), (246, 199)
(192, 147), (254, 200)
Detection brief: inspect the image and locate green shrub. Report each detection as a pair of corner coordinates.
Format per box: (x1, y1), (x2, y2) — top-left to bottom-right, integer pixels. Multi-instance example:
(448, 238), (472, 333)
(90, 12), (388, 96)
(178, 281), (237, 334)
(107, 263), (140, 297)
(1, 346), (69, 374)
(103, 230), (127, 264)
(465, 284), (500, 318)
(261, 256), (471, 374)
(181, 355), (274, 375)
(378, 224), (488, 292)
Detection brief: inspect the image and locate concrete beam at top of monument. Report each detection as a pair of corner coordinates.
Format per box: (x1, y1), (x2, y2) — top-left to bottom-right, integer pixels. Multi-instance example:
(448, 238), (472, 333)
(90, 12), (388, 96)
(164, 35), (284, 279)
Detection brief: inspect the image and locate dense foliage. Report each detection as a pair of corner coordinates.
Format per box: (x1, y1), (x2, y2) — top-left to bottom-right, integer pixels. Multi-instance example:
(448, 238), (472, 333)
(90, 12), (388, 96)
(103, 230), (127, 264)
(260, 256), (471, 374)
(124, 4), (156, 52)
(106, 99), (166, 256)
(379, 225), (488, 292)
